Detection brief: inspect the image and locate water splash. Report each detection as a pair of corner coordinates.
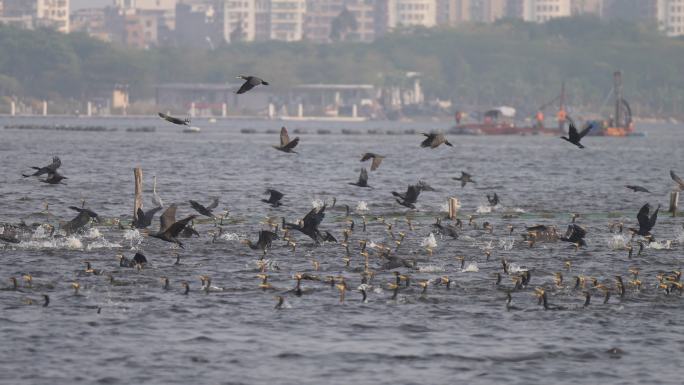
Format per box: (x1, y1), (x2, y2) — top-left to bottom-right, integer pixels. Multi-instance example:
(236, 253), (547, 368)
(32, 225), (53, 239)
(461, 262), (479, 273)
(498, 238), (515, 251)
(647, 240), (672, 250)
(476, 205), (493, 214)
(418, 264), (446, 273)
(220, 232), (242, 242)
(19, 235), (84, 250)
(355, 201), (369, 213)
(508, 263), (528, 273)
(607, 234), (628, 250)
(420, 233), (437, 248)
(123, 229), (143, 248)
(83, 228), (103, 239)
(86, 238), (122, 250)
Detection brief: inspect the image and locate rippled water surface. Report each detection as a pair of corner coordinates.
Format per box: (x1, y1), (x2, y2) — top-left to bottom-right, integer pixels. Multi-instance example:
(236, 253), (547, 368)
(1, 117), (684, 385)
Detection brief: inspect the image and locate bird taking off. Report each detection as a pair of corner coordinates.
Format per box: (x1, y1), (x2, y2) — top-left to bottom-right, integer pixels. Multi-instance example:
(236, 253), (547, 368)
(349, 168), (371, 188)
(236, 75), (269, 94)
(273, 126), (299, 153)
(360, 153), (384, 171)
(392, 184), (422, 209)
(629, 203), (660, 238)
(561, 116), (592, 149)
(23, 156), (61, 178)
(158, 112), (189, 126)
(262, 189), (284, 207)
(420, 133), (452, 149)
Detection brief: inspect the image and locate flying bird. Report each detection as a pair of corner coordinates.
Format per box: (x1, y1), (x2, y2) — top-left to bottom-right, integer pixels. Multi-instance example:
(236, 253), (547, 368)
(560, 224), (587, 248)
(349, 168), (371, 188)
(420, 133), (452, 148)
(392, 184), (422, 209)
(242, 230), (279, 256)
(150, 205), (197, 248)
(133, 206), (163, 229)
(360, 153), (385, 171)
(487, 193), (500, 206)
(68, 206), (100, 222)
(561, 117), (592, 149)
(236, 75), (269, 94)
(158, 112), (189, 126)
(273, 126), (299, 153)
(262, 189), (284, 207)
(629, 203), (660, 238)
(62, 210), (92, 235)
(453, 172), (475, 188)
(189, 198), (219, 217)
(625, 185), (650, 193)
(40, 171), (67, 185)
(23, 156), (61, 178)
(282, 205), (329, 244)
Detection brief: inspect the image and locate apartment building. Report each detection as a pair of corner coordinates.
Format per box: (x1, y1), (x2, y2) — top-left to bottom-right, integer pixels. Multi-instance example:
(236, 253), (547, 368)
(522, 0), (571, 22)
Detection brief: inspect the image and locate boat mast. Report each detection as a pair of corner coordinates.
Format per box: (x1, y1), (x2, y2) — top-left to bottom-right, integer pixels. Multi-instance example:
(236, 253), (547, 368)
(614, 71), (622, 128)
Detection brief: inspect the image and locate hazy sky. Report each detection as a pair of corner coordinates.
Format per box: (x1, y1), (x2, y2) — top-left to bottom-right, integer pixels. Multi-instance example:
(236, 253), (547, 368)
(71, 0), (112, 11)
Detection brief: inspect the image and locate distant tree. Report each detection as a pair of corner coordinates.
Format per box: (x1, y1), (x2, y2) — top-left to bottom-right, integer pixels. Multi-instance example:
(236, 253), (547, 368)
(330, 7), (358, 42)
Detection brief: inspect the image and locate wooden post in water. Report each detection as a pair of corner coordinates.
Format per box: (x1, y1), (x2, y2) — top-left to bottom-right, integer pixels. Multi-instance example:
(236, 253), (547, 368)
(448, 197), (459, 220)
(133, 167), (143, 226)
(10, 101), (16, 116)
(42, 101), (47, 116)
(669, 191), (680, 217)
(221, 103), (227, 117)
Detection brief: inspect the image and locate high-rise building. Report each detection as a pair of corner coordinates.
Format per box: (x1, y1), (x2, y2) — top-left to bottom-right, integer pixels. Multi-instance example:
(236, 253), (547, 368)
(114, 0), (177, 11)
(386, 0), (437, 28)
(304, 0), (376, 42)
(658, 0), (684, 36)
(270, 0), (306, 41)
(1, 0), (69, 32)
(224, 0), (257, 42)
(522, 0), (571, 22)
(36, 0), (70, 32)
(571, 0), (603, 16)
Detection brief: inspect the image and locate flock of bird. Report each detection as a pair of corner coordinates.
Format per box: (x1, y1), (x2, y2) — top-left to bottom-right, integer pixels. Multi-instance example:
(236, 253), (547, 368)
(3, 74), (684, 315)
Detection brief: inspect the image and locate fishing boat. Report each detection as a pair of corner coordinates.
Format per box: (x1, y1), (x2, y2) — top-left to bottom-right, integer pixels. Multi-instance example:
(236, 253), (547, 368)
(586, 71), (636, 137)
(449, 106), (560, 136)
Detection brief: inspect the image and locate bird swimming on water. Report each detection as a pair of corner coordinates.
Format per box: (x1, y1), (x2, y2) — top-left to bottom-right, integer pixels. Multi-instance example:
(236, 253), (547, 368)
(420, 132), (452, 148)
(561, 116), (592, 149)
(236, 75), (269, 94)
(158, 112), (189, 126)
(273, 126), (299, 153)
(360, 153), (384, 171)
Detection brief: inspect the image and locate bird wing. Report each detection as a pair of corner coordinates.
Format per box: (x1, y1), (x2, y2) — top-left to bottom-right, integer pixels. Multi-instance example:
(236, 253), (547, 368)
(420, 134), (433, 148)
(160, 205), (177, 232)
(133, 252), (148, 264)
(280, 127), (290, 146)
(49, 156), (61, 171)
(360, 153), (374, 162)
(236, 80), (255, 94)
(167, 215), (197, 237)
(636, 203), (651, 230)
(64, 211), (91, 234)
(370, 156), (383, 171)
(158, 112), (168, 119)
(649, 205), (660, 228)
(568, 120), (579, 142)
(303, 205), (326, 229)
(283, 137), (299, 151)
(207, 197), (219, 210)
(670, 170), (684, 189)
(405, 185), (421, 203)
(144, 206), (163, 222)
(578, 122), (593, 138)
(257, 230), (278, 248)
